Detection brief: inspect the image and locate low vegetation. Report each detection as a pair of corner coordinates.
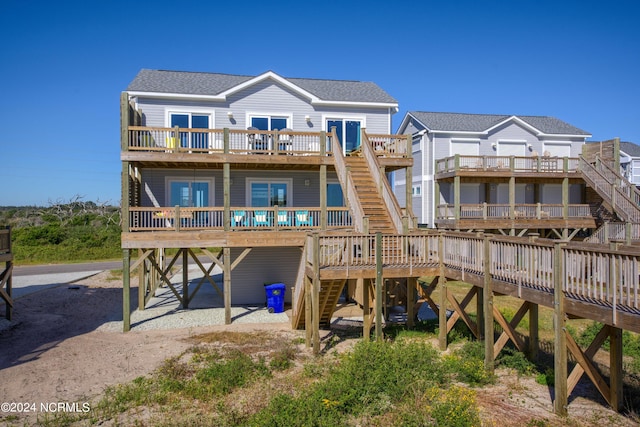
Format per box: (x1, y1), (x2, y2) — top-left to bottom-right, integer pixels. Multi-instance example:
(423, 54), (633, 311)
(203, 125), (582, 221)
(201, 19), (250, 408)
(32, 330), (494, 426)
(0, 197), (121, 264)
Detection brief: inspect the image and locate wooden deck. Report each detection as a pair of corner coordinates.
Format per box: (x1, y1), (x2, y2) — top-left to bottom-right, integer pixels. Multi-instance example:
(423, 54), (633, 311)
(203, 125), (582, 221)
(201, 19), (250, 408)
(294, 231), (640, 414)
(296, 232), (640, 333)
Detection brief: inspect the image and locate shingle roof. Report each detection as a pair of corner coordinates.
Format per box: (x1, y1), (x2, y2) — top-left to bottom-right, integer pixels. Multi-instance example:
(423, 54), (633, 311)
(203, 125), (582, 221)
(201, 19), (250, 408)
(620, 141), (640, 157)
(408, 111), (590, 136)
(127, 69), (397, 104)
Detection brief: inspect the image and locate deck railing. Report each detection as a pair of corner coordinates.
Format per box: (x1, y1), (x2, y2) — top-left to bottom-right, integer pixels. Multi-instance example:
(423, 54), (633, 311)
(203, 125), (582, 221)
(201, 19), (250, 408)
(308, 232), (640, 317)
(436, 203), (592, 220)
(584, 222), (640, 244)
(436, 155), (579, 174)
(312, 233), (439, 268)
(127, 126), (409, 159)
(127, 126), (329, 156)
(128, 206), (352, 231)
(296, 231), (640, 330)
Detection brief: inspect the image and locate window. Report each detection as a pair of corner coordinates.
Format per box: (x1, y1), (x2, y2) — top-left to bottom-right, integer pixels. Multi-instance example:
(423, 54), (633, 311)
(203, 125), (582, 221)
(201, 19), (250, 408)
(327, 119), (363, 154)
(248, 179), (292, 207)
(250, 115), (289, 130)
(412, 185), (422, 196)
(166, 179), (212, 207)
(327, 182), (344, 207)
(169, 112), (211, 149)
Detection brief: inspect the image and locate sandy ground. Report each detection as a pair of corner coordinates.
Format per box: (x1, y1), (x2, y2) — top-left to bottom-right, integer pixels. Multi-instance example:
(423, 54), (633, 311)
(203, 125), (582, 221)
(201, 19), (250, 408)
(0, 270), (638, 426)
(0, 271), (296, 424)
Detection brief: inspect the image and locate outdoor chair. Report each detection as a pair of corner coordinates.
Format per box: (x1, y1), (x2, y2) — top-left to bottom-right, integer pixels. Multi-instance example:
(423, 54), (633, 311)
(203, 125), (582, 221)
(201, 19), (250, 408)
(232, 210), (247, 227)
(253, 211), (271, 227)
(295, 210), (313, 227)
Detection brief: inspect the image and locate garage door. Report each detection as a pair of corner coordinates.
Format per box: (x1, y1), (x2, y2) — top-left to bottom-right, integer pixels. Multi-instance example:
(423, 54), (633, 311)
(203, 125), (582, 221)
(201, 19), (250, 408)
(498, 141), (527, 157)
(451, 140), (479, 156)
(543, 143), (571, 157)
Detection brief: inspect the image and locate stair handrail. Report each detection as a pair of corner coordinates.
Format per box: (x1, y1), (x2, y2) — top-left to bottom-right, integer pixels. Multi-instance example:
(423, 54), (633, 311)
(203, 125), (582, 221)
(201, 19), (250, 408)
(361, 130), (405, 233)
(594, 156), (640, 206)
(331, 129), (367, 232)
(291, 234), (311, 328)
(580, 157), (640, 223)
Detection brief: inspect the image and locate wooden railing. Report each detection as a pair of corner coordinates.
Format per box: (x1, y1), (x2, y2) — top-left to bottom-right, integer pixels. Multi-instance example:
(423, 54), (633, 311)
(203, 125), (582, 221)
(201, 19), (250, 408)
(0, 227), (10, 254)
(436, 155), (580, 174)
(360, 131), (405, 233)
(366, 133), (410, 158)
(580, 157), (640, 223)
(436, 203), (592, 220)
(128, 206), (352, 231)
(584, 222), (640, 244)
(294, 231), (640, 332)
(127, 126), (330, 156)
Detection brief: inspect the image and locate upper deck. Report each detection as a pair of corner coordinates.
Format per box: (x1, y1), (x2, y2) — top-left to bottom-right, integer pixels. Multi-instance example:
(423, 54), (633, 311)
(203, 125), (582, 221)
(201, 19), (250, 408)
(122, 126), (412, 171)
(435, 154), (581, 181)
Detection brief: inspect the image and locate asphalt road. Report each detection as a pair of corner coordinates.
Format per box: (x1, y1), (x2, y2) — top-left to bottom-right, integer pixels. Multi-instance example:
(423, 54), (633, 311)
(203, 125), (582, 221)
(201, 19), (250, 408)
(13, 261), (122, 276)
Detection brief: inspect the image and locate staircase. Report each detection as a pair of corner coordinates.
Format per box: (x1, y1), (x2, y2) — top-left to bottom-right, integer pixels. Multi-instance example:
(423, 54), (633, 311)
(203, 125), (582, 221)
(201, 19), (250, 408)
(345, 157), (396, 234)
(580, 156), (640, 243)
(293, 278), (347, 329)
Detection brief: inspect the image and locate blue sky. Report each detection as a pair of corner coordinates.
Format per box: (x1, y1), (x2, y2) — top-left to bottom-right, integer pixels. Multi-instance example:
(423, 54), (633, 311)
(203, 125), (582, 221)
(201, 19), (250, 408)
(1, 0), (638, 206)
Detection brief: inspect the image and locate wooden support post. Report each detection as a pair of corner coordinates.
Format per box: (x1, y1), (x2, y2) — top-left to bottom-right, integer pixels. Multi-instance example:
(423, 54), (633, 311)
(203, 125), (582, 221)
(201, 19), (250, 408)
(123, 249), (131, 332)
(407, 277), (416, 329)
(375, 232), (383, 342)
(138, 248), (145, 310)
(312, 234), (320, 354)
(223, 247), (231, 324)
(438, 232), (447, 350)
(553, 242), (568, 416)
(182, 249), (189, 308)
(484, 234), (494, 372)
(304, 275), (312, 346)
(454, 175), (461, 222)
(610, 326), (624, 412)
(529, 303), (539, 362)
(320, 164), (327, 230)
(476, 286), (484, 340)
(223, 162), (230, 231)
(363, 278), (371, 341)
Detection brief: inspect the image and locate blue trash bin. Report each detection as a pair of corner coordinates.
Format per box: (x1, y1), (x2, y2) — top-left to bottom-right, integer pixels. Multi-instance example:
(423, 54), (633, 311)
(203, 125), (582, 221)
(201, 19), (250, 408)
(264, 283), (286, 313)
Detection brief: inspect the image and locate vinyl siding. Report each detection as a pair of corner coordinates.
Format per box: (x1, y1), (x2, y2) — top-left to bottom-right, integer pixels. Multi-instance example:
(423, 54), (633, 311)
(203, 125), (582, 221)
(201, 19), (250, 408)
(140, 168), (337, 207)
(230, 247), (301, 304)
(134, 79), (392, 134)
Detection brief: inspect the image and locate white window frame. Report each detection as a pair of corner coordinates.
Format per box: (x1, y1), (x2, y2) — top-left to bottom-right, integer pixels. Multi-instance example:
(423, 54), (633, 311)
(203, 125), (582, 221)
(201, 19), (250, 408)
(165, 107), (215, 128)
(322, 114), (367, 155)
(412, 185), (422, 196)
(246, 177), (294, 207)
(164, 176), (215, 207)
(246, 112), (293, 130)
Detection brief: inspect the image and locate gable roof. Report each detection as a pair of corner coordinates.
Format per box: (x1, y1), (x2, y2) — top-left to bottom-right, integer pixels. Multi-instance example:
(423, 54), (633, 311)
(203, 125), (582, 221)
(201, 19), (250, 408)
(126, 69), (398, 107)
(404, 111), (591, 137)
(620, 141), (640, 157)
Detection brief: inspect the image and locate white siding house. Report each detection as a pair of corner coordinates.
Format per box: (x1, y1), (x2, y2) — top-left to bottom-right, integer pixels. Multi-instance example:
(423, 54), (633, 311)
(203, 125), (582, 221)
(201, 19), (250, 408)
(394, 112), (591, 227)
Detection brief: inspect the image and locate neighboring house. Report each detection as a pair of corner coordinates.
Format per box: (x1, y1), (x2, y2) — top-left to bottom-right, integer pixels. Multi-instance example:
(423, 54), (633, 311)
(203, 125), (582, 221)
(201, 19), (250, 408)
(619, 141), (640, 186)
(393, 111), (594, 236)
(120, 69), (413, 329)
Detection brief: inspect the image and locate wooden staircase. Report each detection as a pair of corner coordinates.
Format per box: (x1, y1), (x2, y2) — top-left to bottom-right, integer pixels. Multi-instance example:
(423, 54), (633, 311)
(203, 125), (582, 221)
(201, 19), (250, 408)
(294, 278), (347, 329)
(346, 157), (396, 234)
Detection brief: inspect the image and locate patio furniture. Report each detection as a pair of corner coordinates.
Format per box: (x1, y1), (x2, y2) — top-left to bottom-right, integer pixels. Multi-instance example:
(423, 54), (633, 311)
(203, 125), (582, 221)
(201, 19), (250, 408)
(232, 210), (247, 227)
(253, 210), (271, 227)
(295, 210), (313, 227)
